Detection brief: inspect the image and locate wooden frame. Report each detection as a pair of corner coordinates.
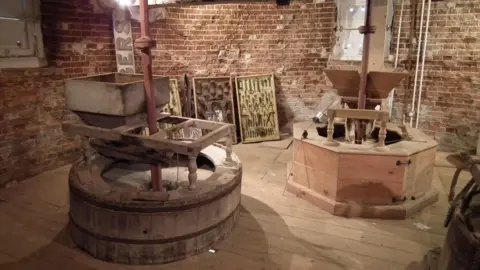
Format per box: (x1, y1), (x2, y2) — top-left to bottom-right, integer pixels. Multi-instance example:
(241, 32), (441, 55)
(192, 76), (237, 142)
(235, 73), (281, 143)
(162, 78), (183, 116)
(332, 0), (394, 61)
(63, 114), (234, 157)
(0, 0), (47, 68)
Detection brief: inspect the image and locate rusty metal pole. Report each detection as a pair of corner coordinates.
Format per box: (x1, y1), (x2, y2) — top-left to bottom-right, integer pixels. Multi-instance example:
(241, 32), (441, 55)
(355, 0), (374, 144)
(135, 0), (163, 192)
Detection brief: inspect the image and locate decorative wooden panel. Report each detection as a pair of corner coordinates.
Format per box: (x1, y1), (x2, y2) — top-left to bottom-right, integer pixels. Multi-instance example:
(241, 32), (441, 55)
(192, 76), (237, 142)
(235, 74), (280, 143)
(162, 79), (182, 116)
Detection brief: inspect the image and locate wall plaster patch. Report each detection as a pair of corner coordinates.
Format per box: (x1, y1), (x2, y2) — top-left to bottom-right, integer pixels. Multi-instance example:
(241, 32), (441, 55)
(113, 8), (136, 73)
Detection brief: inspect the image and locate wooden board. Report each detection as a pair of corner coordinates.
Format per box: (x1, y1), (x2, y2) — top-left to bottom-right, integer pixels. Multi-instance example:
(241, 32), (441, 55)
(235, 74), (281, 143)
(193, 76), (237, 143)
(162, 79), (183, 117)
(160, 79), (184, 138)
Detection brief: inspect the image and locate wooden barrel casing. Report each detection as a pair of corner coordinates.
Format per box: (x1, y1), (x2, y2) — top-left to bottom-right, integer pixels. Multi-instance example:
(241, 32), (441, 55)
(68, 149), (242, 265)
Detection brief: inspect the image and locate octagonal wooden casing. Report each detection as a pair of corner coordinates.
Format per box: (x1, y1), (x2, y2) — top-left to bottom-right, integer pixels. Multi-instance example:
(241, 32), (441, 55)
(287, 121), (439, 220)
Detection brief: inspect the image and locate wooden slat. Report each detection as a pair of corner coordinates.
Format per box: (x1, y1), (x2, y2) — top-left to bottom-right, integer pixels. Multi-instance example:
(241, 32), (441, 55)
(196, 124), (232, 149)
(328, 108), (389, 121)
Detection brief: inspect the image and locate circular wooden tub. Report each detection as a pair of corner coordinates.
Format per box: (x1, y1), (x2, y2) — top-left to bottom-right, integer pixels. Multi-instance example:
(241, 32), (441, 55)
(68, 144), (242, 265)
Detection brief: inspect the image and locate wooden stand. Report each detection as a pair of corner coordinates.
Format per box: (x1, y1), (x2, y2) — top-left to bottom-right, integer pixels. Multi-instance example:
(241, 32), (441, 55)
(288, 121), (439, 219)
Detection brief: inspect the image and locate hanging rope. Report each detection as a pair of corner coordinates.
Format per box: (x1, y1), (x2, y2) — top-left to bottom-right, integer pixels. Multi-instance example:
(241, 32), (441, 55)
(176, 153), (180, 184)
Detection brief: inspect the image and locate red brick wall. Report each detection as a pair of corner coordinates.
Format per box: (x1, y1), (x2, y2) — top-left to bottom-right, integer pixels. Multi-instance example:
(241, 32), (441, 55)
(0, 0), (116, 187)
(132, 0), (337, 129)
(131, 0), (479, 152)
(391, 0), (480, 152)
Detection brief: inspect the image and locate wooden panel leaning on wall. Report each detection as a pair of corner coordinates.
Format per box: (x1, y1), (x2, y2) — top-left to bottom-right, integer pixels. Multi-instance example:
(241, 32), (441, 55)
(192, 76), (237, 143)
(235, 74), (281, 143)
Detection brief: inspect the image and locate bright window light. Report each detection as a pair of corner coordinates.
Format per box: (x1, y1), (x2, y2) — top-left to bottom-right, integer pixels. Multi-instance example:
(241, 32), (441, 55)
(117, 0), (133, 7)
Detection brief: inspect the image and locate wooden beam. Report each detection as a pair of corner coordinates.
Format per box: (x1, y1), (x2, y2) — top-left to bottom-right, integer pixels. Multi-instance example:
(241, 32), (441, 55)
(196, 124), (233, 149)
(131, 0), (276, 8)
(327, 108), (389, 122)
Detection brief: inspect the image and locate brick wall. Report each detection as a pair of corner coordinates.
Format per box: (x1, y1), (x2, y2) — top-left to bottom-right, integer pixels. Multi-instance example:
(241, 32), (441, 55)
(132, 0), (479, 152)
(132, 0), (337, 130)
(0, 0), (116, 187)
(391, 0), (480, 152)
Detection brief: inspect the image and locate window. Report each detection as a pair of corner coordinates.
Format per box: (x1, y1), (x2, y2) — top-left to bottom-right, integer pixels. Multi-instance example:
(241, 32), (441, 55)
(332, 0), (394, 61)
(0, 0), (46, 69)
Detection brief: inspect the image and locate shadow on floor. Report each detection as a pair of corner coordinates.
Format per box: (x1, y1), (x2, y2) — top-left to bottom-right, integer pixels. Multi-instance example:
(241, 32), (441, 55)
(214, 194), (355, 270)
(404, 247), (441, 270)
(163, 194), (293, 269)
(0, 224), (76, 269)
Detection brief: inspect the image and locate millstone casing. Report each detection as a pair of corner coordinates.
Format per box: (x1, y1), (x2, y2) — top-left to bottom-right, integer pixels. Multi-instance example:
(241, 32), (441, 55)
(68, 148), (242, 265)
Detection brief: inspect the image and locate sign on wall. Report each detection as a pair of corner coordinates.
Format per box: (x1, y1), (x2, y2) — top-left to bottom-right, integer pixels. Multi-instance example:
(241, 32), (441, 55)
(112, 8), (136, 73)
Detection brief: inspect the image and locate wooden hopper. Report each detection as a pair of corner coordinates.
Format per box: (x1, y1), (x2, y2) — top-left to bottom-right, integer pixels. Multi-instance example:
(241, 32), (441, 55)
(323, 69), (360, 98)
(324, 69), (408, 99)
(367, 71), (408, 99)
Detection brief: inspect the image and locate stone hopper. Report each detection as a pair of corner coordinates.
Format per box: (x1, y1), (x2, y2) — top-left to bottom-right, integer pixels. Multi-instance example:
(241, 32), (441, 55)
(64, 72), (170, 128)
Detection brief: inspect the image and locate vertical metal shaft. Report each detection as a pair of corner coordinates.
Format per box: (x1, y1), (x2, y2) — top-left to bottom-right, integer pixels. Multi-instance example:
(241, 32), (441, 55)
(138, 0), (162, 191)
(355, 0), (373, 144)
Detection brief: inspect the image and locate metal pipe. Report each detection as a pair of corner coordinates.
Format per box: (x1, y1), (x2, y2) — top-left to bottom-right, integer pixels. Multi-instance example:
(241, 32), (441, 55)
(409, 0), (426, 127)
(355, 0), (373, 144)
(402, 0), (418, 124)
(390, 0), (405, 119)
(137, 0), (163, 191)
(415, 0), (432, 129)
(394, 0), (404, 68)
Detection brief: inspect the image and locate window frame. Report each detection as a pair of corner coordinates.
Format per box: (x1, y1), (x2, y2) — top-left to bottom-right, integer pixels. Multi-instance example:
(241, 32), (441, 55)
(0, 0), (47, 69)
(332, 0), (395, 62)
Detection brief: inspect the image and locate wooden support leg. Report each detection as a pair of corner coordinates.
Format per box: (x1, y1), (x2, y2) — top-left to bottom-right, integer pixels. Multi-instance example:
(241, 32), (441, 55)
(224, 135), (234, 165)
(344, 119), (350, 142)
(166, 152), (174, 167)
(376, 120), (389, 152)
(81, 136), (93, 166)
(188, 155), (197, 190)
(324, 114), (339, 146)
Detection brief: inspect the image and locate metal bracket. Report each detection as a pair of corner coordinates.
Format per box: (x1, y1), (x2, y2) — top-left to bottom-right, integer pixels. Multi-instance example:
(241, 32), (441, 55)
(396, 160), (411, 166)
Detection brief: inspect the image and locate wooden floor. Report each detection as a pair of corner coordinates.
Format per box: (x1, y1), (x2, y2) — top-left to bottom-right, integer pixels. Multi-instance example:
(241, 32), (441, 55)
(0, 143), (467, 270)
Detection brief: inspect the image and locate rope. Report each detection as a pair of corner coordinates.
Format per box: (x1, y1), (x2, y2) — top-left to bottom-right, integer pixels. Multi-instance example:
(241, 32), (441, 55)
(176, 153), (180, 184)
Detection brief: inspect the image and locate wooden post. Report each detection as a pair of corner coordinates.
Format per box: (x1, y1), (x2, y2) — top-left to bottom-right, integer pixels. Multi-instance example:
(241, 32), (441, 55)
(188, 156), (197, 190)
(324, 109), (339, 146)
(81, 136), (93, 166)
(166, 152), (174, 166)
(225, 136), (234, 164)
(376, 120), (389, 152)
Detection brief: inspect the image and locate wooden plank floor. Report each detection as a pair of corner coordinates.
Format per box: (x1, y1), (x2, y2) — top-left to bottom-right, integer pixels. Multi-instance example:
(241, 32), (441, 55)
(0, 144), (466, 270)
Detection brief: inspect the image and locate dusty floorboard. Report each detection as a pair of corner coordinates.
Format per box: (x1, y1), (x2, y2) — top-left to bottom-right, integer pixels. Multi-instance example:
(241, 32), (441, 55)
(0, 144), (466, 270)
